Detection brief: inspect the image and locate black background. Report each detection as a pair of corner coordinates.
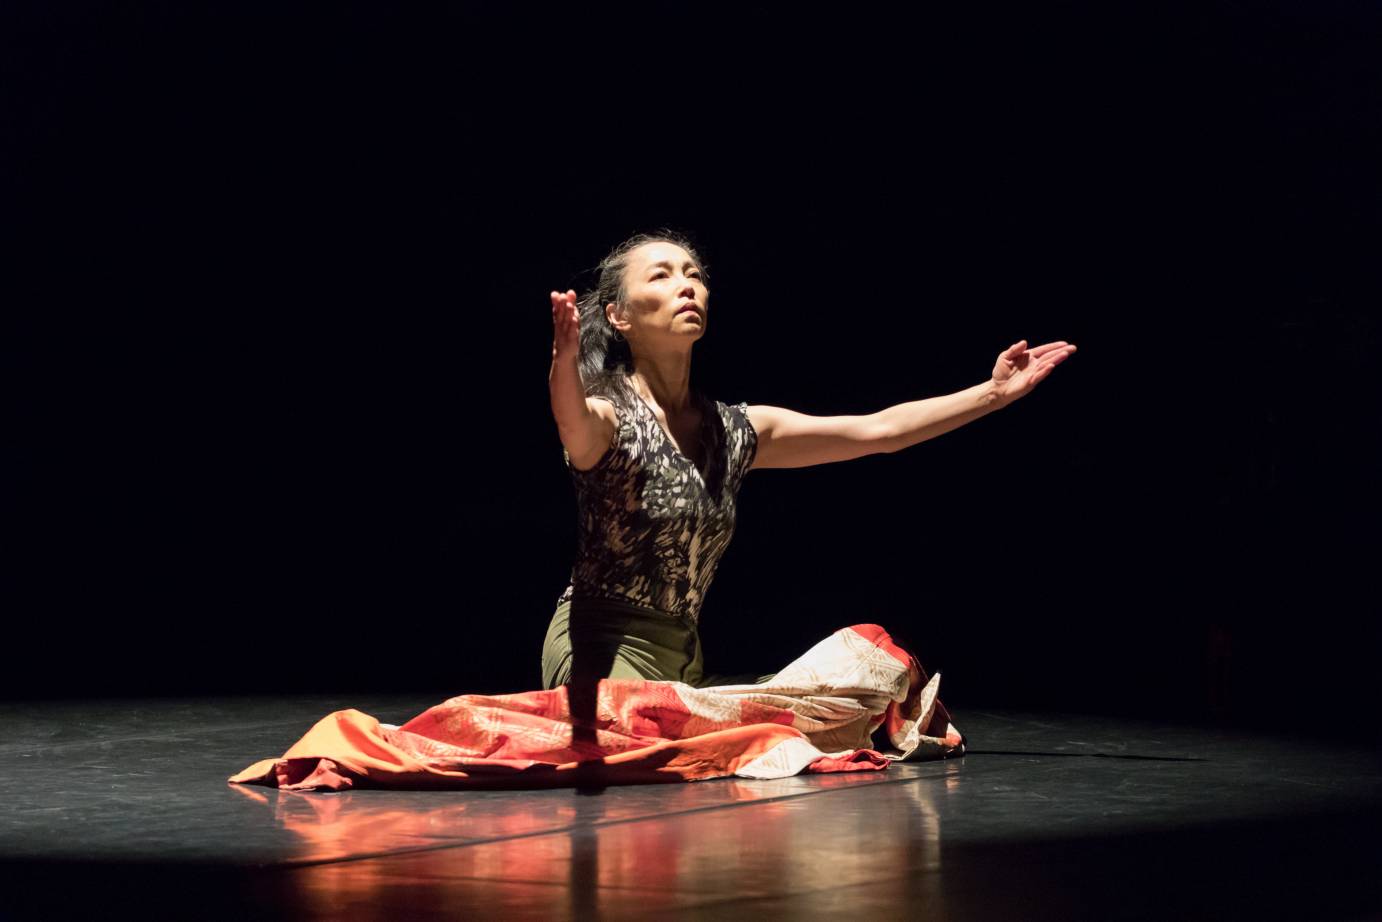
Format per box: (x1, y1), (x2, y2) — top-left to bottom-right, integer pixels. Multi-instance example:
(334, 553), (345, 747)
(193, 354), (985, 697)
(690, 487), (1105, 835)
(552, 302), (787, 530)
(7, 2), (1379, 740)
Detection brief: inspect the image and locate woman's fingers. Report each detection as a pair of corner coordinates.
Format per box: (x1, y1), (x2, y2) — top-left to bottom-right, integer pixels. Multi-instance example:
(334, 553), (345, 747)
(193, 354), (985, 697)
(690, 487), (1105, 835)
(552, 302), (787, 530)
(551, 290), (581, 358)
(1011, 341), (1078, 360)
(551, 291), (580, 321)
(551, 290), (578, 327)
(1032, 349), (1073, 379)
(551, 293), (567, 333)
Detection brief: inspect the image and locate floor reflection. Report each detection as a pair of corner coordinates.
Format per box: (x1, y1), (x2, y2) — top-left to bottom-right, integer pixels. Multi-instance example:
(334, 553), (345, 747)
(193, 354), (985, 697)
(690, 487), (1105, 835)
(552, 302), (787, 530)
(244, 769), (952, 918)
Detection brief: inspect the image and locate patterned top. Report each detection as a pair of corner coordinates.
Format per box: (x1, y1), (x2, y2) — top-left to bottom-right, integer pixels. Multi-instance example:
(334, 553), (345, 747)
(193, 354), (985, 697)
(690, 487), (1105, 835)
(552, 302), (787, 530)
(558, 381), (758, 626)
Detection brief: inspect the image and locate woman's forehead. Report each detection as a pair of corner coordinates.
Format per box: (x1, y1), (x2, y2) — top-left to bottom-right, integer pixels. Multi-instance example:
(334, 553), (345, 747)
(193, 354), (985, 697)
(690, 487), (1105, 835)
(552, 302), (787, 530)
(632, 241), (695, 268)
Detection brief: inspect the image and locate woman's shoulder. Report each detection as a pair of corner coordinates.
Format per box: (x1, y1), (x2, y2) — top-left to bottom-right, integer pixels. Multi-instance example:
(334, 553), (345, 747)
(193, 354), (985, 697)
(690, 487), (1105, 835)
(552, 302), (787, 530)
(565, 382), (638, 477)
(700, 392), (757, 480)
(701, 391), (752, 424)
(699, 391), (757, 462)
(584, 377), (635, 420)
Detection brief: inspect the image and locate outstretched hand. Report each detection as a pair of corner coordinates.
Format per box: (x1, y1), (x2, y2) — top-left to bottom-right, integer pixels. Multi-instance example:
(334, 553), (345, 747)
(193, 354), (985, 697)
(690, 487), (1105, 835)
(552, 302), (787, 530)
(991, 339), (1077, 406)
(550, 289), (579, 361)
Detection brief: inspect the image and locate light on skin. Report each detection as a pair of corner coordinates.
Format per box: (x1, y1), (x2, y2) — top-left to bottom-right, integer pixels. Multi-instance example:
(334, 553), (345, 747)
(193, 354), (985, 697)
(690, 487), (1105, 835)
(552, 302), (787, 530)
(605, 241), (708, 419)
(548, 241), (1077, 472)
(547, 241), (711, 471)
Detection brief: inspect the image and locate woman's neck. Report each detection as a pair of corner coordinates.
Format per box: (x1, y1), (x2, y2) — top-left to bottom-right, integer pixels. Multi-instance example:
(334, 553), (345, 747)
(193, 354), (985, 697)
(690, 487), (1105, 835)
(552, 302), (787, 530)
(629, 354), (694, 413)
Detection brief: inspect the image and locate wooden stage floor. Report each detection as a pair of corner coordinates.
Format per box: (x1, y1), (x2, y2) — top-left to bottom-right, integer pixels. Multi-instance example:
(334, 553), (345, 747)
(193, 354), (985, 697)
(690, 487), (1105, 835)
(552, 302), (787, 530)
(2, 694), (1380, 920)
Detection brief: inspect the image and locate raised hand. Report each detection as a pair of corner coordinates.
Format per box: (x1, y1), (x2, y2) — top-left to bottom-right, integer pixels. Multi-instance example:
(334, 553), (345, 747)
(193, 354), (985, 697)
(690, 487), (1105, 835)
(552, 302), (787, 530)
(550, 289), (579, 362)
(991, 339), (1077, 406)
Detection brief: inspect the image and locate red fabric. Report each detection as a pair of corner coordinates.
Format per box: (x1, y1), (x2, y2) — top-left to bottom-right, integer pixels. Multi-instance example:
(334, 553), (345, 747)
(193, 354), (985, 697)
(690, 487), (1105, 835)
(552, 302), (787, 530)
(229, 623), (965, 792)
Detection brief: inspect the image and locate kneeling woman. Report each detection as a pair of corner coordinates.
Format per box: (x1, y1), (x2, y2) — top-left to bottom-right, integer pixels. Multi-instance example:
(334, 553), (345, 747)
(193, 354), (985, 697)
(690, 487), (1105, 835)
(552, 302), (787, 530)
(544, 229), (1075, 690)
(225, 230), (1075, 792)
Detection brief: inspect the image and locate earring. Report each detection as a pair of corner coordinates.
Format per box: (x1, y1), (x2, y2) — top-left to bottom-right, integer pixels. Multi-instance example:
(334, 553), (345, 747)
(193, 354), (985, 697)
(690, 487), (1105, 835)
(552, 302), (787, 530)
(612, 329), (625, 342)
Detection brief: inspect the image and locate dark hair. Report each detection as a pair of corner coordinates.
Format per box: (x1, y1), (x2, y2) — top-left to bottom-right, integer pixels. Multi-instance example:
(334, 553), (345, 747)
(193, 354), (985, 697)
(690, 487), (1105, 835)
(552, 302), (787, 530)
(575, 228), (710, 406)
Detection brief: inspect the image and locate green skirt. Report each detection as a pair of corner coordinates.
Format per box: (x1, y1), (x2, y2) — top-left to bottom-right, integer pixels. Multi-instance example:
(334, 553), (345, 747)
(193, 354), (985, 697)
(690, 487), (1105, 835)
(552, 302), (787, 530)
(541, 595), (779, 690)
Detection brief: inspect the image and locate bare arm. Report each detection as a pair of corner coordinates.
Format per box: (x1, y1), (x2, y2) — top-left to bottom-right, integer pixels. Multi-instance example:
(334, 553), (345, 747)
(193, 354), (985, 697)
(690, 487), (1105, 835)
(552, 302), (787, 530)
(873, 380), (1005, 454)
(549, 289), (617, 471)
(746, 339), (1076, 470)
(744, 405), (892, 470)
(745, 384), (1000, 470)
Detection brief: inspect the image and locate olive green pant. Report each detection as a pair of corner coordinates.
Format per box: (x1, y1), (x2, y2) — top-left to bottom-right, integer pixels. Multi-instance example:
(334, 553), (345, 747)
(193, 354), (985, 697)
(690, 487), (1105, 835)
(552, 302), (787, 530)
(541, 595), (778, 690)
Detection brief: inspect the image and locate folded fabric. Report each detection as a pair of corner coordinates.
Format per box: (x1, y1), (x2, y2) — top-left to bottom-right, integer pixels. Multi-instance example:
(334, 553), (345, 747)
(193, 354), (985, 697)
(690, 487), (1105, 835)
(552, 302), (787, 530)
(228, 623), (965, 792)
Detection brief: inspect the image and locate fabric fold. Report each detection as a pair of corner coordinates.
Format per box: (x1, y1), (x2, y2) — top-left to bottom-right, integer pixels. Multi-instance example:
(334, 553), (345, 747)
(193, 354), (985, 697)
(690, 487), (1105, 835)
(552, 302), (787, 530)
(229, 623), (965, 792)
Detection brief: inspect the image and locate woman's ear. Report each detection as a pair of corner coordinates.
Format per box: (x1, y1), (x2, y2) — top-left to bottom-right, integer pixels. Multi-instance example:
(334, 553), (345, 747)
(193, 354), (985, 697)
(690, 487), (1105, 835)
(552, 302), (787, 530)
(606, 302), (628, 335)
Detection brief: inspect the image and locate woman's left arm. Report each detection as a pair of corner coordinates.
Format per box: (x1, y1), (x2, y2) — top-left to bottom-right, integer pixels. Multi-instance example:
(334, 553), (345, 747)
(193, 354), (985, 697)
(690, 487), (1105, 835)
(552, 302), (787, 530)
(746, 339), (1076, 470)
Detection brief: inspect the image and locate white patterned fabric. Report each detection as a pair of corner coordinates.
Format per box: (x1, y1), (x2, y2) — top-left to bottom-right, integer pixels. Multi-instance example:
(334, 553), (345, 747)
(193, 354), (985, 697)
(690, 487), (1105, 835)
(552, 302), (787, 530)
(559, 380), (757, 625)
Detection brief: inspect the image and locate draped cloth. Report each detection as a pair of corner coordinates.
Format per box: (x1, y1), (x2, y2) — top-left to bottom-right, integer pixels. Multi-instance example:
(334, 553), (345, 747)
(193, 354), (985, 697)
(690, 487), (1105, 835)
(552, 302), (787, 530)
(227, 623), (965, 792)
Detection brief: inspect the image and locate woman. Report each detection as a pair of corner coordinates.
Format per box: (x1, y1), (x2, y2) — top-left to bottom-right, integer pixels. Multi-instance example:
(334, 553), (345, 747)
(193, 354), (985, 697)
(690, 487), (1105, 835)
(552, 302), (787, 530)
(542, 229), (1076, 692)
(227, 229), (1075, 791)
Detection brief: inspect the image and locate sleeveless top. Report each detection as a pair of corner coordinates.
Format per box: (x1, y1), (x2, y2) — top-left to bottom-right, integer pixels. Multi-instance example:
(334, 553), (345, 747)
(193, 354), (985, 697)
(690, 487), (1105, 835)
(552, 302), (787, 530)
(557, 382), (758, 626)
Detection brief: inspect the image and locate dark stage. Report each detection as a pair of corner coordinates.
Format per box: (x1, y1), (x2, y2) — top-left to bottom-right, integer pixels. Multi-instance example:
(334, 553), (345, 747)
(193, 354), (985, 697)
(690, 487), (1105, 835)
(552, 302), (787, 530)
(8, 2), (1382, 920)
(2, 696), (1380, 920)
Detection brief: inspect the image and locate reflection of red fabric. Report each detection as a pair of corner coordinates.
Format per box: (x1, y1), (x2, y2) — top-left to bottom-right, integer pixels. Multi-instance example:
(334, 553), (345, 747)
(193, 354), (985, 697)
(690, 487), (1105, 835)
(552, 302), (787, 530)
(229, 623), (965, 792)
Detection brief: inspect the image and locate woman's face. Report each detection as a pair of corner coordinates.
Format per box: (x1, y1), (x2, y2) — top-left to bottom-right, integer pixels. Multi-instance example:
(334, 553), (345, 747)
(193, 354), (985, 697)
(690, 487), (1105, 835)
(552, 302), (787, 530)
(609, 242), (708, 344)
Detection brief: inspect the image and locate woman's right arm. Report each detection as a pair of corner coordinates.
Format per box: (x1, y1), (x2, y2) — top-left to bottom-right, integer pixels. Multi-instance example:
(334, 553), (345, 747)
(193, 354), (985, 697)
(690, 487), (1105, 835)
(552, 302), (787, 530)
(549, 289), (617, 471)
